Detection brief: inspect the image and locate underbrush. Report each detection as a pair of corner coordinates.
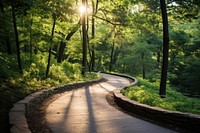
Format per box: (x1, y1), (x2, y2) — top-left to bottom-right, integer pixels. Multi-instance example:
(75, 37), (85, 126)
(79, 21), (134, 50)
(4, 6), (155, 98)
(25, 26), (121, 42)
(121, 77), (200, 115)
(0, 52), (99, 132)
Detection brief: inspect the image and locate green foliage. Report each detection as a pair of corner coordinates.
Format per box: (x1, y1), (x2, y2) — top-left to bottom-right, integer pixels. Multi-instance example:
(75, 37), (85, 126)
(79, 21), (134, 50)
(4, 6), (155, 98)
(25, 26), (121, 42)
(0, 53), (19, 78)
(180, 59), (200, 94)
(1, 0), (200, 131)
(122, 77), (200, 114)
(168, 18), (200, 95)
(0, 52), (100, 132)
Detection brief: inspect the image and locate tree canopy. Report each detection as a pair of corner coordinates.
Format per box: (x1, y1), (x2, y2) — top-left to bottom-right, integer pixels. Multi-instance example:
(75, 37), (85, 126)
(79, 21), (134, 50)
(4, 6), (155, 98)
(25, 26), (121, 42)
(1, 0), (200, 132)
(1, 0), (200, 94)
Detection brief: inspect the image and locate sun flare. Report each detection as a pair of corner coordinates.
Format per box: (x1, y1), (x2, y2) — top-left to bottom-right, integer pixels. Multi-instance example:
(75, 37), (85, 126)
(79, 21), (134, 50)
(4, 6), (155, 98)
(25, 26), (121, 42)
(79, 5), (86, 14)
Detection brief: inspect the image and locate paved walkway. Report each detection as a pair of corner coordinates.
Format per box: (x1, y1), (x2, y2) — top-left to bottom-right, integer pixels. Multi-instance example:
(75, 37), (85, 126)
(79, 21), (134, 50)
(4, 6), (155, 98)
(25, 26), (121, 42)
(46, 73), (177, 133)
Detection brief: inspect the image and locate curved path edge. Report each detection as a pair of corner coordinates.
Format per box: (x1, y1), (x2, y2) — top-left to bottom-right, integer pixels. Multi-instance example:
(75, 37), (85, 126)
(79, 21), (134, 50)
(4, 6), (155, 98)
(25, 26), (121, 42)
(9, 72), (200, 133)
(111, 75), (200, 132)
(99, 72), (138, 86)
(9, 78), (104, 133)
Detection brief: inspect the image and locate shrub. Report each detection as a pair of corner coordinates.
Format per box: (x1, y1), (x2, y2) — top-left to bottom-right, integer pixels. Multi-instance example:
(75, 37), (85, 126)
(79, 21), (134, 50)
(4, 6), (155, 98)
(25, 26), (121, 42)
(49, 64), (70, 84)
(122, 77), (200, 115)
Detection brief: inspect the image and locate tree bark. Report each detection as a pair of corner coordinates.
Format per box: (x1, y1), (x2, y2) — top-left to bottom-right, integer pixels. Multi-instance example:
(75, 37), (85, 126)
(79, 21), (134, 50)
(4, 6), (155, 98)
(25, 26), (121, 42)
(1, 0), (11, 54)
(57, 41), (66, 63)
(12, 0), (22, 73)
(159, 0), (169, 97)
(30, 17), (33, 64)
(57, 21), (80, 63)
(81, 0), (87, 76)
(91, 0), (97, 71)
(142, 53), (146, 79)
(109, 42), (115, 72)
(46, 14), (56, 78)
(91, 45), (95, 71)
(87, 37), (91, 72)
(0, 0), (4, 13)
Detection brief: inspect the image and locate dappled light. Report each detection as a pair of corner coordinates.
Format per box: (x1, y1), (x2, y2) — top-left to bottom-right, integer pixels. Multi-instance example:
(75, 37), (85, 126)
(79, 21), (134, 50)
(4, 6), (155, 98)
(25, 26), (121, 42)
(1, 0), (200, 132)
(46, 74), (176, 133)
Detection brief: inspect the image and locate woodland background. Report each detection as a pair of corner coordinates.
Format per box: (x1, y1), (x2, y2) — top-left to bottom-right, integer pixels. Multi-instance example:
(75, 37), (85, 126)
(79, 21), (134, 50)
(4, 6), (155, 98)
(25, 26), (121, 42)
(0, 0), (200, 132)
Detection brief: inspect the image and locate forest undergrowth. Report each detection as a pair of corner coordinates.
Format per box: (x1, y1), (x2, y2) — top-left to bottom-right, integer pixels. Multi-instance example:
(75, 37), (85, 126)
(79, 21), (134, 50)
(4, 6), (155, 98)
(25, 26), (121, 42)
(0, 52), (99, 133)
(122, 77), (200, 115)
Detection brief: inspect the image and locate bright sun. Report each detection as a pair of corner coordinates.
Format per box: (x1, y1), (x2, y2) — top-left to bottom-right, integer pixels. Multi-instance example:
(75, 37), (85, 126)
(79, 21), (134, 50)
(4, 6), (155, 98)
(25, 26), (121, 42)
(79, 5), (86, 14)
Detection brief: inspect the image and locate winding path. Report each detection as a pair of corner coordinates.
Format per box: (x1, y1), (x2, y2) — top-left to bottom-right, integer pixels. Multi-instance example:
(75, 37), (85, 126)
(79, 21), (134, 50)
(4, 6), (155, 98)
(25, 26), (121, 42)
(46, 73), (177, 133)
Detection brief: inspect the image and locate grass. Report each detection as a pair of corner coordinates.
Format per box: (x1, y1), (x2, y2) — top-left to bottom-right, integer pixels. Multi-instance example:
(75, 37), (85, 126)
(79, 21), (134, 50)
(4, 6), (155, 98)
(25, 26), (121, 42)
(121, 77), (200, 115)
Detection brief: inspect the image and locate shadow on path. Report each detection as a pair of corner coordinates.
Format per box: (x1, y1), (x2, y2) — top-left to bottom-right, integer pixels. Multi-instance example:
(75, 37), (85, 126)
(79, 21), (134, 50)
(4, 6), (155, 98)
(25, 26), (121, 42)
(46, 74), (177, 133)
(85, 86), (97, 133)
(60, 90), (75, 125)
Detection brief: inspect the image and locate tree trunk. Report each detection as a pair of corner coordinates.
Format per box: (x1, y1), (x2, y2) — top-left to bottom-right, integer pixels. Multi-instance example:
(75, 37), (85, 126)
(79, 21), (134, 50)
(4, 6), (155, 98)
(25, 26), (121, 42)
(57, 41), (66, 63)
(30, 17), (33, 64)
(57, 21), (80, 63)
(12, 0), (22, 73)
(109, 42), (115, 72)
(46, 47), (52, 78)
(52, 44), (58, 58)
(0, 0), (4, 13)
(159, 0), (169, 97)
(142, 53), (146, 79)
(1, 1), (11, 54)
(91, 45), (95, 71)
(81, 0), (87, 76)
(86, 0), (92, 72)
(91, 1), (95, 71)
(87, 44), (91, 72)
(87, 33), (91, 71)
(46, 14), (56, 78)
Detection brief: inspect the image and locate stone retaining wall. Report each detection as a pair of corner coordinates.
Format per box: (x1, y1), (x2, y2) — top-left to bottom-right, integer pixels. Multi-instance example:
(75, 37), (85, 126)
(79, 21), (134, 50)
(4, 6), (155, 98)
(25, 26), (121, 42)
(104, 72), (200, 132)
(100, 72), (138, 86)
(9, 72), (200, 133)
(9, 78), (104, 133)
(71, 73), (200, 133)
(113, 85), (200, 132)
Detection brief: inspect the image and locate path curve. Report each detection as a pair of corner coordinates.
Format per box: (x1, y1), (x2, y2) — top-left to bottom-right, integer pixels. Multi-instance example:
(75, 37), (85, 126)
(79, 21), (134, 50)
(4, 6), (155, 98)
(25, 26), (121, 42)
(46, 73), (177, 133)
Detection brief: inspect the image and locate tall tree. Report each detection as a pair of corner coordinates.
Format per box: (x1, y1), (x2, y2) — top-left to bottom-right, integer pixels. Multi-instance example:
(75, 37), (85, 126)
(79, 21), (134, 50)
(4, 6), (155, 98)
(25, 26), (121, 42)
(159, 0), (169, 97)
(81, 0), (87, 75)
(0, 0), (3, 13)
(0, 0), (12, 55)
(46, 13), (56, 78)
(12, 0), (22, 73)
(91, 0), (99, 71)
(57, 21), (80, 63)
(29, 16), (33, 64)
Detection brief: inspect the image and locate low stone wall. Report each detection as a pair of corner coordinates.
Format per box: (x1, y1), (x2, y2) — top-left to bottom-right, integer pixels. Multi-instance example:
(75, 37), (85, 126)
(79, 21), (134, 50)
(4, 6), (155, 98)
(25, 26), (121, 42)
(100, 72), (138, 86)
(113, 89), (200, 132)
(9, 78), (104, 133)
(10, 72), (200, 132)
